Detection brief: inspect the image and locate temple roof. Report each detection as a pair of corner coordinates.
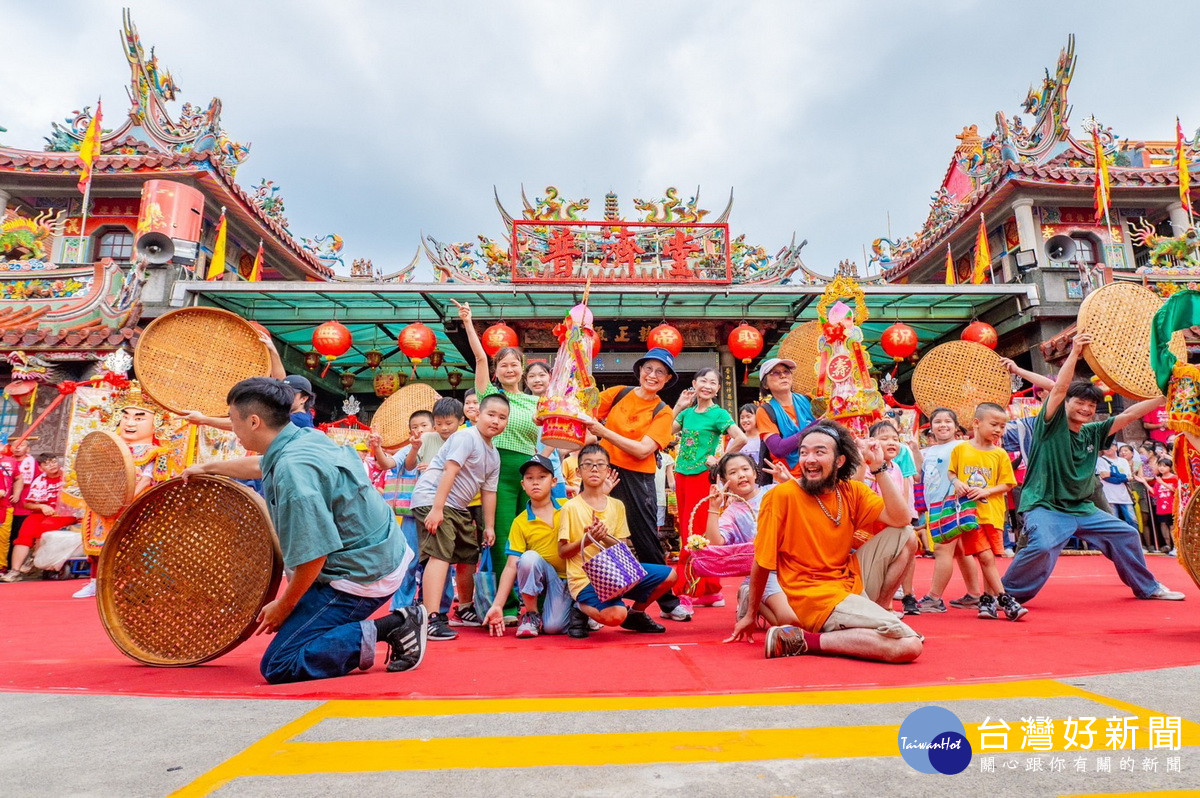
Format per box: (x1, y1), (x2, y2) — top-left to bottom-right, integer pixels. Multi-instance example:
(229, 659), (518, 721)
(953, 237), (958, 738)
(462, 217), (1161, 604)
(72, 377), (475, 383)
(0, 144), (333, 280)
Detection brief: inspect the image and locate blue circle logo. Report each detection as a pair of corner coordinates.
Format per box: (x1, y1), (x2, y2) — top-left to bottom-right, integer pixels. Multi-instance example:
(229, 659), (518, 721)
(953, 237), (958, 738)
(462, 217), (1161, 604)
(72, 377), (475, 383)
(897, 706), (973, 774)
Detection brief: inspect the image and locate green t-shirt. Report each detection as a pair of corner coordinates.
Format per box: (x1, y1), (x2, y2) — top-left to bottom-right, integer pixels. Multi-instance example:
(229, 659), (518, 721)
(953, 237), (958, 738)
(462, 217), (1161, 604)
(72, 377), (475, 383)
(480, 384), (540, 455)
(675, 404), (734, 475)
(1018, 404), (1114, 516)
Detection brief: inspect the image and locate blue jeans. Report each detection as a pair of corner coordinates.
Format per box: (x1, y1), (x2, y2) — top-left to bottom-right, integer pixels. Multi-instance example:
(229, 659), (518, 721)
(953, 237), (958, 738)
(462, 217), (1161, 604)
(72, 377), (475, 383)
(1002, 508), (1162, 604)
(260, 581), (388, 684)
(514, 550), (572, 634)
(1113, 503), (1137, 530)
(390, 515), (454, 613)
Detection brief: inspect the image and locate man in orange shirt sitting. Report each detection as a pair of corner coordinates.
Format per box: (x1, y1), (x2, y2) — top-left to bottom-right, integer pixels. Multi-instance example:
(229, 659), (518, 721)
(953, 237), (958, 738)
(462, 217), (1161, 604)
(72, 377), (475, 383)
(727, 423), (922, 663)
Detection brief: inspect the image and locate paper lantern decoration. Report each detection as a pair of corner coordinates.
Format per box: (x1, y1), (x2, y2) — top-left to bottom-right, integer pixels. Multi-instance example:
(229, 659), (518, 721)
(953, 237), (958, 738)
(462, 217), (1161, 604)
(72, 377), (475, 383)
(647, 323), (684, 357)
(429, 349), (445, 370)
(727, 323), (764, 364)
(482, 322), (519, 357)
(374, 372), (401, 398)
(881, 323), (919, 361)
(339, 371), (357, 391)
(961, 320), (998, 349)
(399, 322), (437, 377)
(395, 372), (409, 388)
(303, 351), (322, 371)
(447, 371), (462, 388)
(364, 349), (384, 370)
(313, 320), (352, 359)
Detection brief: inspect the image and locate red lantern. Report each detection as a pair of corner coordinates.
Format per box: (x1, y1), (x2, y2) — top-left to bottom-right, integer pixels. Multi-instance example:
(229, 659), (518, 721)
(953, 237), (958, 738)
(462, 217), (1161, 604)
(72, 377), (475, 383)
(481, 322), (520, 358)
(313, 320), (352, 359)
(727, 323), (764, 364)
(881, 322), (919, 361)
(647, 323), (684, 357)
(339, 371), (357, 391)
(429, 349), (445, 370)
(961, 320), (998, 349)
(364, 349), (384, 370)
(303, 351), (322, 371)
(399, 322), (437, 376)
(374, 372), (400, 398)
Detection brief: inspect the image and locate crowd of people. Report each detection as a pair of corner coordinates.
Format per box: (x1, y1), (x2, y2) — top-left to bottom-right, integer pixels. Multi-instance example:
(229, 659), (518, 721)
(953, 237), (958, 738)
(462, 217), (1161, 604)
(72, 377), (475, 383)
(0, 318), (1190, 684)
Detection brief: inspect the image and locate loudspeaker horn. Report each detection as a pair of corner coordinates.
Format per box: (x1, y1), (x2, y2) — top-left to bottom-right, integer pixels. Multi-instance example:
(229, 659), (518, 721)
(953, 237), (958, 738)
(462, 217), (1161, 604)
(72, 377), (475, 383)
(1045, 234), (1076, 263)
(135, 180), (205, 265)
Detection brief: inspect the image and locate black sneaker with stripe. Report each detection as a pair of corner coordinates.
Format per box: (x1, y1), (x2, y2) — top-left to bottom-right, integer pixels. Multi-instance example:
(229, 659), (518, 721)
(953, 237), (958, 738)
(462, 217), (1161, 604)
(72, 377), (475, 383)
(385, 606), (428, 672)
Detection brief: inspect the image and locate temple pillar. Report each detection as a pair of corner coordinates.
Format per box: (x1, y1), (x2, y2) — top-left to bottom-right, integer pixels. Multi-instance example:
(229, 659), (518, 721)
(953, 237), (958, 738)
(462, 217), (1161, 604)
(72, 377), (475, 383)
(718, 345), (737, 418)
(1169, 203), (1192, 236)
(1012, 198), (1045, 269)
(0, 188), (10, 215)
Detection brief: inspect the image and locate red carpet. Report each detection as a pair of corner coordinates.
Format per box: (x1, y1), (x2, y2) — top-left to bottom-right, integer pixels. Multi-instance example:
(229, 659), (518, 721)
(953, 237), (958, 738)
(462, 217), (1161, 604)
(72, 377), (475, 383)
(1, 556), (1196, 701)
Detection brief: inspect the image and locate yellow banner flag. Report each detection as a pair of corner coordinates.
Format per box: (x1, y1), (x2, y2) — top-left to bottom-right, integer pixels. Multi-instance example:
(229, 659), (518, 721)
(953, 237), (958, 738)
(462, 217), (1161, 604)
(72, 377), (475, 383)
(248, 240), (263, 282)
(205, 210), (227, 280)
(973, 214), (990, 284)
(1179, 118), (1191, 210)
(1092, 128), (1111, 222)
(944, 243), (955, 286)
(77, 100), (103, 194)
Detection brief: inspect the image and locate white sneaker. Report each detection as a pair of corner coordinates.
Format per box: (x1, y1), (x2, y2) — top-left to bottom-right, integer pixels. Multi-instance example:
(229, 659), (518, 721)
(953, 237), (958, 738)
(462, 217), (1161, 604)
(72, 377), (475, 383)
(72, 579), (97, 598)
(587, 618), (603, 632)
(1003, 548), (1015, 558)
(893, 587), (904, 600)
(660, 605), (693, 622)
(1149, 584), (1185, 601)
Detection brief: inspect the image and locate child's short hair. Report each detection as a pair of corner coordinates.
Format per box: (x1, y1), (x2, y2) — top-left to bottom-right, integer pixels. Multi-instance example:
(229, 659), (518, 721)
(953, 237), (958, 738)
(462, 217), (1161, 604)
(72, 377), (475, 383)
(975, 402), (1007, 419)
(35, 452), (60, 464)
(868, 419), (899, 437)
(464, 388), (477, 400)
(432, 397), (465, 420)
(714, 451), (760, 483)
(929, 407), (958, 426)
(409, 410), (434, 426)
(578, 442), (609, 462)
(478, 393), (510, 414)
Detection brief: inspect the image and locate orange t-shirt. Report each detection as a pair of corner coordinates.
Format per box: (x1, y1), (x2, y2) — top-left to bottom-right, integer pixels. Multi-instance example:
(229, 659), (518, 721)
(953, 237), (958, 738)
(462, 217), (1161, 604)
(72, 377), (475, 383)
(754, 479), (884, 632)
(596, 386), (675, 474)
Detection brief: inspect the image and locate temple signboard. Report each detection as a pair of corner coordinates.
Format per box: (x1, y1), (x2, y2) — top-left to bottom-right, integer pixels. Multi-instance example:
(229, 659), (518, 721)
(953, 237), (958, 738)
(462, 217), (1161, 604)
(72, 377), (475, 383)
(510, 220), (732, 284)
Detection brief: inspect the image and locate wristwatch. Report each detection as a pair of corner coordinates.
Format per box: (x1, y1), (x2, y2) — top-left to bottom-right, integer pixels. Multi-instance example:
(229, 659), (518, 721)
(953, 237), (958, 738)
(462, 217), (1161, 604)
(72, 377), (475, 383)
(870, 465), (888, 475)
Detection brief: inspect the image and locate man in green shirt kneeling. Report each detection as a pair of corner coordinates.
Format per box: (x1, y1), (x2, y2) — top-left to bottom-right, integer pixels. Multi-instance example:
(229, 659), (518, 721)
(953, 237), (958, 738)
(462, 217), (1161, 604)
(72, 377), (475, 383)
(184, 377), (427, 684)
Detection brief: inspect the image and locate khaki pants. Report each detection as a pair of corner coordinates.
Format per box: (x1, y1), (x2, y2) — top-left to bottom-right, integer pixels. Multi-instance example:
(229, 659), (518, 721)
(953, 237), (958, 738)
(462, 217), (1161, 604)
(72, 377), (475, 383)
(821, 526), (919, 639)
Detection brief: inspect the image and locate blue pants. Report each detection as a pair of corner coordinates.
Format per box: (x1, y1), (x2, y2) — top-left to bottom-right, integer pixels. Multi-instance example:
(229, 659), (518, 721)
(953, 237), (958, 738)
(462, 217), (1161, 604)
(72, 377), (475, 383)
(1002, 508), (1162, 604)
(1113, 503), (1138, 530)
(390, 515), (454, 613)
(260, 581), (388, 684)
(514, 550), (572, 634)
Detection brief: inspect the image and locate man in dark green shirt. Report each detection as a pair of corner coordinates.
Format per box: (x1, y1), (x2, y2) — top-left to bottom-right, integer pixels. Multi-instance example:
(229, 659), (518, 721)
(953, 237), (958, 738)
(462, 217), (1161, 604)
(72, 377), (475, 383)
(184, 378), (428, 683)
(1002, 333), (1184, 604)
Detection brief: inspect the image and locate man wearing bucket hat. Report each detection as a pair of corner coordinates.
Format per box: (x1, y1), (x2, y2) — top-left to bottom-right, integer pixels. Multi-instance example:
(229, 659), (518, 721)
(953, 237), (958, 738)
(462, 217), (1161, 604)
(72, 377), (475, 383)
(584, 347), (689, 621)
(756, 358), (817, 479)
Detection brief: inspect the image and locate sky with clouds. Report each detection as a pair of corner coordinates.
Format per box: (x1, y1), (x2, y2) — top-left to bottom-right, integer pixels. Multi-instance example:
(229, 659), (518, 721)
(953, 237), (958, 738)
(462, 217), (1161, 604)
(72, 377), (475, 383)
(5, 1), (1200, 279)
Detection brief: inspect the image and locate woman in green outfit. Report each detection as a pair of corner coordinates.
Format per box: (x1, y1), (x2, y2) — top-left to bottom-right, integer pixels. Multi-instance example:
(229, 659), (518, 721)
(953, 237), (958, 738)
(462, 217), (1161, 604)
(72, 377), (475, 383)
(454, 300), (539, 621)
(671, 367), (745, 603)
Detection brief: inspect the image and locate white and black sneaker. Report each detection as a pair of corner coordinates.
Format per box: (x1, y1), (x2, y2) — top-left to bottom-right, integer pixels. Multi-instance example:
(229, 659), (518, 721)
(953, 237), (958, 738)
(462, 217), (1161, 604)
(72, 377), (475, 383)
(427, 611), (458, 640)
(384, 606), (429, 672)
(977, 594), (999, 620)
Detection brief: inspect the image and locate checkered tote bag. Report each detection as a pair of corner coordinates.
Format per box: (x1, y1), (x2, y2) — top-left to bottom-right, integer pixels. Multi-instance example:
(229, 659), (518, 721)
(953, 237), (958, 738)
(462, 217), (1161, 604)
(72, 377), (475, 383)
(581, 534), (647, 601)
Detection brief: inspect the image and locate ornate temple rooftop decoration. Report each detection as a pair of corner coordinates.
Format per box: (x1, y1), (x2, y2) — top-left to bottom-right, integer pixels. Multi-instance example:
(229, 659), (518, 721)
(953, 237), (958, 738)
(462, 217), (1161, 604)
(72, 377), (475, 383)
(423, 186), (816, 286)
(874, 35), (1197, 280)
(46, 10), (250, 176)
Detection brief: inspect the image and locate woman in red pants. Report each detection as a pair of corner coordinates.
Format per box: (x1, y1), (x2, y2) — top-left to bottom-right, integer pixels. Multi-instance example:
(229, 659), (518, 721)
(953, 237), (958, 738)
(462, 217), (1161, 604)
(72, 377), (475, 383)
(671, 367), (745, 606)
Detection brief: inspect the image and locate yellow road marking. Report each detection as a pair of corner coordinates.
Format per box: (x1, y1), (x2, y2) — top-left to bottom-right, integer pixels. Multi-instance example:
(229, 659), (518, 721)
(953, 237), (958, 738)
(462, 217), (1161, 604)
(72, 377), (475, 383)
(171, 678), (1199, 797)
